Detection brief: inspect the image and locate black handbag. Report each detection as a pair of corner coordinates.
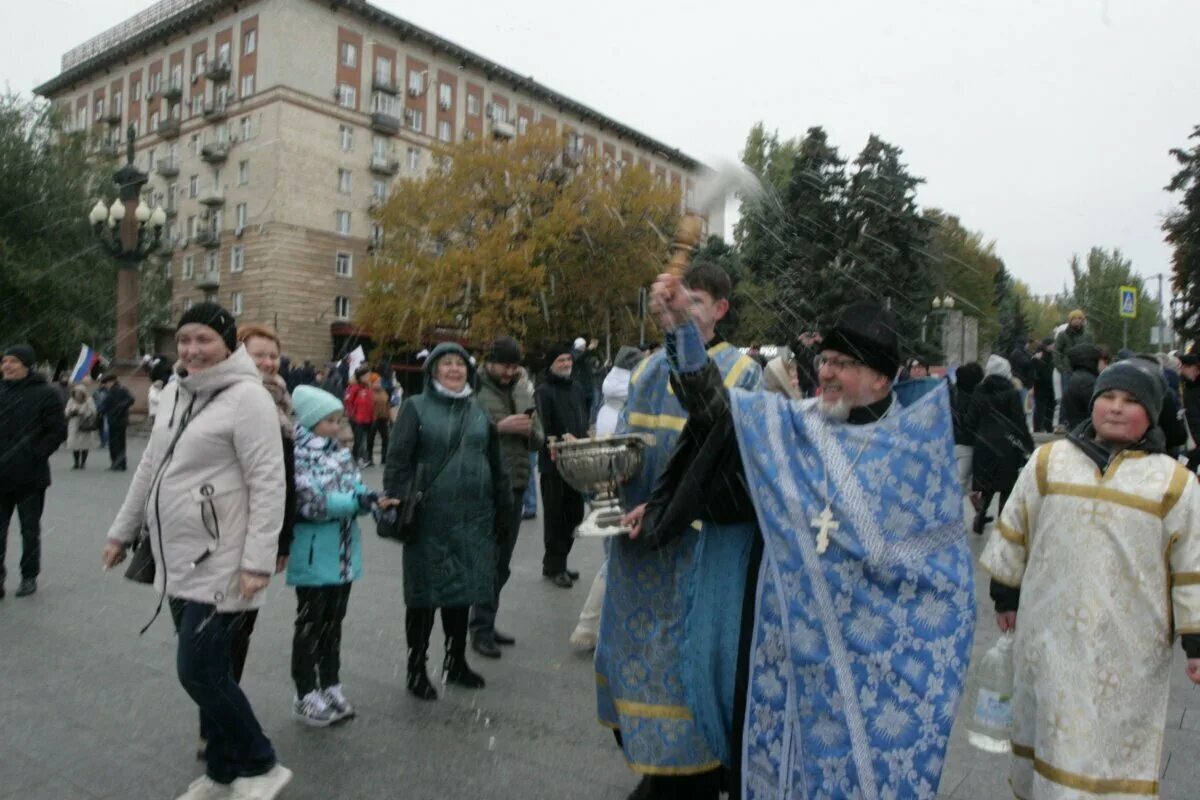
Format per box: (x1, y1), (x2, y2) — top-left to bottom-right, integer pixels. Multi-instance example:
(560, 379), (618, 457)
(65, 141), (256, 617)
(377, 409), (470, 544)
(124, 528), (156, 584)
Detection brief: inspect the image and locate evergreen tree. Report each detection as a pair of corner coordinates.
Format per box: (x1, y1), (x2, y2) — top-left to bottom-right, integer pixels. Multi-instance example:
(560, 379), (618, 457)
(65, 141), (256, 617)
(1165, 125), (1200, 342)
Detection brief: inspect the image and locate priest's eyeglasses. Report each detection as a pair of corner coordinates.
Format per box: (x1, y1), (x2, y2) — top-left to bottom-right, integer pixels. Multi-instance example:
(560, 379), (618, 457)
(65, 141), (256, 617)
(814, 354), (864, 372)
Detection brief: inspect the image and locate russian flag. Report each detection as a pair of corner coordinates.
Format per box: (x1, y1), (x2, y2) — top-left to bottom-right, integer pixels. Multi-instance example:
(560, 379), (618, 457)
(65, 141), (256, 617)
(69, 344), (99, 384)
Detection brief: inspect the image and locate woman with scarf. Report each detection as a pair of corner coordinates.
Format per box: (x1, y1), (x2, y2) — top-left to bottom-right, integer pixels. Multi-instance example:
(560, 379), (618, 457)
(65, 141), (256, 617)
(383, 343), (511, 700)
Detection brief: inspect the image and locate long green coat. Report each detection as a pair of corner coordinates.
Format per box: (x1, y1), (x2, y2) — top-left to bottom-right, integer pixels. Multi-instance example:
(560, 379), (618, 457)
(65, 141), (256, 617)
(384, 343), (511, 608)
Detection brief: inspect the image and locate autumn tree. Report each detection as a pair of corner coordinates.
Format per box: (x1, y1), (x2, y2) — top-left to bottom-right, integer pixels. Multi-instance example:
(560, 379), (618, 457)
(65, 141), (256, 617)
(360, 126), (679, 356)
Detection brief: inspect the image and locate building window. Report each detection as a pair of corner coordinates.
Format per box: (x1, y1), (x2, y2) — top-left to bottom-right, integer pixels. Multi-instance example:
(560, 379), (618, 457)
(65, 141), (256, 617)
(235, 203), (247, 230)
(335, 210), (351, 235)
(337, 169), (352, 194)
(240, 116), (252, 140)
(466, 94), (479, 117)
(190, 134), (200, 155)
(113, 91), (123, 113)
(95, 98), (105, 119)
(518, 116), (529, 135)
(183, 297), (194, 312)
(407, 147), (420, 172)
(407, 108), (423, 133)
(170, 65), (183, 90)
(240, 74), (254, 97)
(217, 42), (231, 66)
(130, 120), (140, 138)
(132, 81), (141, 101)
(335, 251), (353, 277)
(334, 296), (350, 320)
(372, 136), (388, 158)
(230, 291), (244, 316)
(490, 103), (507, 123)
(375, 56), (391, 85)
(337, 84), (356, 109)
(243, 29), (257, 55)
(149, 110), (160, 130)
(205, 250), (219, 274)
(437, 120), (451, 143)
(188, 176), (199, 198)
(191, 95), (204, 116)
(341, 42), (358, 68)
(370, 222), (383, 249)
(182, 254), (195, 279)
(407, 69), (424, 95)
(371, 179), (387, 201)
(438, 83), (453, 110)
(372, 92), (398, 116)
(230, 245), (245, 273)
(340, 125), (354, 151)
(148, 148), (157, 170)
(151, 71), (163, 93)
(237, 160), (249, 185)
(194, 52), (206, 75)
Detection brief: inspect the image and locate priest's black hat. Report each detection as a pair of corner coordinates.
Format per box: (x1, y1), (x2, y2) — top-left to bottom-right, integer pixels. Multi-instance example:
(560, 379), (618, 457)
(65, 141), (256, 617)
(821, 303), (901, 380)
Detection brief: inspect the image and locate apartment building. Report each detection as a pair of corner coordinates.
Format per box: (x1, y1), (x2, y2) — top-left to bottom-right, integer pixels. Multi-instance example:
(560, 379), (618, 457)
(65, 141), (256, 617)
(35, 0), (716, 362)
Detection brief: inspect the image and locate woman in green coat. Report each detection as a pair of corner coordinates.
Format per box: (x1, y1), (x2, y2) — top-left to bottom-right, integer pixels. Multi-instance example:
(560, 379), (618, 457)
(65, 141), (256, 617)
(384, 343), (511, 700)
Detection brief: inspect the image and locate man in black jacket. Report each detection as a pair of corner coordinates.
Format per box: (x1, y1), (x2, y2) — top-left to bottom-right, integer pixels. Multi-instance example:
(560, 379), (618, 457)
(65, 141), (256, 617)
(1032, 338), (1057, 433)
(96, 374), (134, 470)
(0, 344), (67, 598)
(1180, 355), (1200, 471)
(535, 344), (588, 588)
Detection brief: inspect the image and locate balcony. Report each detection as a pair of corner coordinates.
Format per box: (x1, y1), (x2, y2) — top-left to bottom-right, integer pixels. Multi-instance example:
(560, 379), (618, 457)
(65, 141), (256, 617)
(205, 61), (231, 82)
(198, 189), (225, 207)
(371, 112), (401, 136)
(101, 108), (122, 126)
(200, 142), (229, 163)
(155, 160), (180, 178)
(203, 103), (228, 123)
(93, 140), (120, 159)
(372, 75), (398, 95)
(194, 229), (220, 248)
(164, 202), (178, 219)
(195, 268), (220, 289)
(157, 119), (181, 139)
(369, 154), (399, 175)
(492, 120), (516, 140)
(163, 81), (183, 102)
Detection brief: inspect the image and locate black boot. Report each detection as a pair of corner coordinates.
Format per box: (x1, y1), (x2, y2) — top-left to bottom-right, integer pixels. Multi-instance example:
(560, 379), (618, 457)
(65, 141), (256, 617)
(405, 607), (438, 700)
(80, 450), (88, 469)
(406, 662), (438, 700)
(72, 452), (80, 469)
(443, 651), (486, 689)
(442, 607), (485, 688)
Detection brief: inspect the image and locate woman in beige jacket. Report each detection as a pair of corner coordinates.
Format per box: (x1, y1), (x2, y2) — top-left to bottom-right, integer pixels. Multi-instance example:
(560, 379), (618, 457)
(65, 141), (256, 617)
(101, 303), (291, 800)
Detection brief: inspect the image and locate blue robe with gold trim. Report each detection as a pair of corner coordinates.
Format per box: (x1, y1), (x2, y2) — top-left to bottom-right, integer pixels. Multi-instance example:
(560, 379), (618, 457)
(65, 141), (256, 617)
(595, 343), (761, 775)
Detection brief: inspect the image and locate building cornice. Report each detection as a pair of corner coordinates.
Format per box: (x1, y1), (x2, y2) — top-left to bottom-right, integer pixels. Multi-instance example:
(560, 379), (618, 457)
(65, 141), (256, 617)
(35, 0), (707, 173)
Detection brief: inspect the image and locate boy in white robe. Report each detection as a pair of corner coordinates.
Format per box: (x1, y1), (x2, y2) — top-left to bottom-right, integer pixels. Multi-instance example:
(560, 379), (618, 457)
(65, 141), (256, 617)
(981, 358), (1200, 799)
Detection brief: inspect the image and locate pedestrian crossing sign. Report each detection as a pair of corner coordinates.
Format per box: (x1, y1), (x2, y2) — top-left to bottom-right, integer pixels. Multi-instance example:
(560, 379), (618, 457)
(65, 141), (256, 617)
(1119, 286), (1137, 319)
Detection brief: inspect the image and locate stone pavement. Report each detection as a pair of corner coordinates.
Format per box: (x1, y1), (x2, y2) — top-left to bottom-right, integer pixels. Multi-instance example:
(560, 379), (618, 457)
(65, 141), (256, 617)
(0, 441), (1198, 799)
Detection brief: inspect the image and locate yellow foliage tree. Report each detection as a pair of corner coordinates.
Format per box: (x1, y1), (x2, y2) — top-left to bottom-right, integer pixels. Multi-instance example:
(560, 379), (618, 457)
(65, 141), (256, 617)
(359, 126), (681, 356)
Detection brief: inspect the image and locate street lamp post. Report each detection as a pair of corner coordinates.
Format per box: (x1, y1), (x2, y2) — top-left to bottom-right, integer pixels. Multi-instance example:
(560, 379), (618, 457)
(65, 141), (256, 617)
(88, 124), (167, 373)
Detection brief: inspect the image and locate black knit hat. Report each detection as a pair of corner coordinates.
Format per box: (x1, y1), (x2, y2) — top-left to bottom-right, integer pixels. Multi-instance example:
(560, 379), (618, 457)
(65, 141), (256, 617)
(2, 344), (36, 369)
(544, 343), (573, 371)
(820, 303), (901, 380)
(489, 336), (523, 365)
(1092, 358), (1165, 422)
(177, 302), (237, 353)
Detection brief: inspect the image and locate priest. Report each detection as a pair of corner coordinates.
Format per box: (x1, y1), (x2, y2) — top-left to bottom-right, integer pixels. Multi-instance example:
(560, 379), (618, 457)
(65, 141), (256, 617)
(628, 274), (976, 799)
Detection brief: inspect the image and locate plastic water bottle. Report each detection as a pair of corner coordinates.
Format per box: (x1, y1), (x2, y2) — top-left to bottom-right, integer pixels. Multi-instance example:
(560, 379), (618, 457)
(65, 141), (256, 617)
(965, 632), (1014, 753)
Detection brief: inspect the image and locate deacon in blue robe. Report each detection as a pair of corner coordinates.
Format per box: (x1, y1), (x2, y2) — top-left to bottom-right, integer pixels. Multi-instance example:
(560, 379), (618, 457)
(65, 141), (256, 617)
(634, 296), (976, 800)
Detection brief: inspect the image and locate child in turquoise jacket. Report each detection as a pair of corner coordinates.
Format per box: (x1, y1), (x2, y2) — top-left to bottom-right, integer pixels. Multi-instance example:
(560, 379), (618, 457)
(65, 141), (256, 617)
(288, 386), (396, 726)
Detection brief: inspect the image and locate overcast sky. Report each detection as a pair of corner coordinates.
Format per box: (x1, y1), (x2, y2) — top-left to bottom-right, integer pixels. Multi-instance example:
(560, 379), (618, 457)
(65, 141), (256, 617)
(4, 0), (1196, 298)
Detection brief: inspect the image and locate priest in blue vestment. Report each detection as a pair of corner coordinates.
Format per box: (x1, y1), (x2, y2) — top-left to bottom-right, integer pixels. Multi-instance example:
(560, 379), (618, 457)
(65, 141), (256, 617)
(628, 275), (976, 800)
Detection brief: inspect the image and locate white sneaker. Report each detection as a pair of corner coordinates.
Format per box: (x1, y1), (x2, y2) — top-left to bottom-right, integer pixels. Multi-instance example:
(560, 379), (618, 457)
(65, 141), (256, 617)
(322, 684), (356, 721)
(569, 628), (597, 650)
(230, 764), (293, 800)
(292, 690), (337, 727)
(175, 774), (233, 800)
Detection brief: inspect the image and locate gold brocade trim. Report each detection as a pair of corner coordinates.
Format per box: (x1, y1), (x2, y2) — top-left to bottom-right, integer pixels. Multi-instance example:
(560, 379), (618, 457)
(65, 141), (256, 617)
(614, 699), (695, 720)
(1011, 742), (1158, 795)
(632, 761), (724, 777)
(626, 412), (686, 433)
(1043, 482), (1163, 518)
(1166, 532), (1181, 643)
(1162, 463), (1191, 518)
(1171, 572), (1200, 587)
(1035, 443), (1053, 496)
(723, 355), (755, 389)
(997, 520), (1025, 546)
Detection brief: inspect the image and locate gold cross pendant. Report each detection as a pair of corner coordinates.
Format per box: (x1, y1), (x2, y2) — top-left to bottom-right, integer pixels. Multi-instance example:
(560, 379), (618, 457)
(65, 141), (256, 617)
(811, 505), (839, 555)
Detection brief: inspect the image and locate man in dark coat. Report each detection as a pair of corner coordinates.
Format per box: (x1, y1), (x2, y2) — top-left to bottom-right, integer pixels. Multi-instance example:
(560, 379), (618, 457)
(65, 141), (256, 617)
(0, 344), (67, 598)
(966, 356), (1034, 534)
(1063, 343), (1106, 430)
(1032, 338), (1057, 433)
(1182, 355), (1200, 471)
(535, 344), (588, 588)
(95, 374), (134, 470)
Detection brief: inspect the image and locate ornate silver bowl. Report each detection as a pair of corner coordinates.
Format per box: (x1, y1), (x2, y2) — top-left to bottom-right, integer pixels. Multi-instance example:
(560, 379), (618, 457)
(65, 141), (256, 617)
(549, 433), (650, 537)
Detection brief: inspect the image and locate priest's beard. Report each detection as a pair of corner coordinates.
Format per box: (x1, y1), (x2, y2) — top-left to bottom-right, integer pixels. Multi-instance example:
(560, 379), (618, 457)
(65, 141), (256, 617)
(818, 396), (852, 422)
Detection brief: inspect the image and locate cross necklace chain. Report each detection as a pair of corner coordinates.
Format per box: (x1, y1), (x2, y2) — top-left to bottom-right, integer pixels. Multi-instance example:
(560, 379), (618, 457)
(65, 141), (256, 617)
(811, 404), (890, 555)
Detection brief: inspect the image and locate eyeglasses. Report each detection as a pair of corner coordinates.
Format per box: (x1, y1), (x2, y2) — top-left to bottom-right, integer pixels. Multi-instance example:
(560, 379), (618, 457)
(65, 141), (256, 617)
(814, 354), (864, 372)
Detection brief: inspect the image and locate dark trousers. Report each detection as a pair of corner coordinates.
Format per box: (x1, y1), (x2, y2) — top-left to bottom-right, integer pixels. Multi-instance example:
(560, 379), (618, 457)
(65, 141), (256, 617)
(71, 450), (90, 468)
(351, 422), (369, 463)
(635, 771), (723, 800)
(199, 609), (258, 741)
(169, 599), (275, 785)
(470, 489), (525, 636)
(1187, 448), (1200, 474)
(108, 422), (127, 468)
(406, 605), (469, 670)
(367, 418), (389, 464)
(1033, 390), (1056, 433)
(291, 584), (353, 696)
(973, 489), (1011, 533)
(541, 471), (584, 575)
(0, 489), (44, 584)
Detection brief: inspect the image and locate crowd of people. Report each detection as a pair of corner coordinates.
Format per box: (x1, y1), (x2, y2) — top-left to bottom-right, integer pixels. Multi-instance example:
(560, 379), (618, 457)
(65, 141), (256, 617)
(5, 284), (1200, 799)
